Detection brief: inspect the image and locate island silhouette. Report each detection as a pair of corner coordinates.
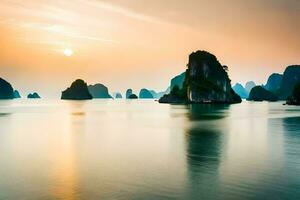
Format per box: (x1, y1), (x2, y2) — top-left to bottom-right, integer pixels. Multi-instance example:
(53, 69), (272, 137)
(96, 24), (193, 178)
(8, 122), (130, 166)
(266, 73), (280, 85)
(0, 50), (299, 105)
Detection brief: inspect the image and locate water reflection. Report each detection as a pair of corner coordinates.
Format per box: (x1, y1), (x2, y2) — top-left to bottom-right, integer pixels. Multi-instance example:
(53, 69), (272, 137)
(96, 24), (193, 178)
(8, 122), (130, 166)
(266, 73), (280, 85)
(184, 104), (229, 199)
(0, 100), (300, 199)
(187, 104), (229, 121)
(281, 117), (300, 198)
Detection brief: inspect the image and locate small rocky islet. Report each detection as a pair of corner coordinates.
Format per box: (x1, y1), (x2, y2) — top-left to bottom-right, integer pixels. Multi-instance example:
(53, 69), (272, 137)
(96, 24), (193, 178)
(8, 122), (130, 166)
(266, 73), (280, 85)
(27, 92), (41, 99)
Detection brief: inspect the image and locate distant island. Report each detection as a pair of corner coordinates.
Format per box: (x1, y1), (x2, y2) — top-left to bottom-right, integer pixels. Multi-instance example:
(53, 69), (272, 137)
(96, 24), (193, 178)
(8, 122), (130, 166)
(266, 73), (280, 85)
(14, 90), (21, 98)
(159, 50), (241, 104)
(245, 81), (256, 94)
(170, 72), (185, 90)
(247, 86), (277, 102)
(27, 92), (41, 99)
(232, 83), (248, 99)
(61, 79), (93, 100)
(264, 73), (282, 93)
(139, 88), (154, 99)
(1, 58), (299, 105)
(126, 89), (133, 99)
(245, 65), (300, 102)
(88, 84), (112, 99)
(114, 92), (122, 99)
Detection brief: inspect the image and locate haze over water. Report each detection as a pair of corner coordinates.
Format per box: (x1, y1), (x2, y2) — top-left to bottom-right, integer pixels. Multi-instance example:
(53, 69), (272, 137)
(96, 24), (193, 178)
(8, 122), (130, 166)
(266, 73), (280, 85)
(0, 100), (300, 200)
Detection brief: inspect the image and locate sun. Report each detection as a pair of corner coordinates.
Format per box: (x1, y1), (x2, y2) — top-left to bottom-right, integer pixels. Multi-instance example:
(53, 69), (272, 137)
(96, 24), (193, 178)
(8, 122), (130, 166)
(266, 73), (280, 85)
(63, 48), (73, 57)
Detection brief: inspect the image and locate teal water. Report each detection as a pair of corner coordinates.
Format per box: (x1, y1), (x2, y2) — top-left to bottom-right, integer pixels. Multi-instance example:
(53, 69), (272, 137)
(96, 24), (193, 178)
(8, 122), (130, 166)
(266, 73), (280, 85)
(0, 100), (300, 200)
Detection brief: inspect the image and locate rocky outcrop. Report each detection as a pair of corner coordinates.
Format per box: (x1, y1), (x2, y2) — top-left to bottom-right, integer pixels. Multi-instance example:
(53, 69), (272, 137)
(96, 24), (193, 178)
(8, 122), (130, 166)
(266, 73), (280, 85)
(171, 72), (185, 90)
(88, 84), (112, 98)
(126, 89), (133, 99)
(286, 83), (300, 105)
(264, 73), (283, 93)
(61, 79), (92, 100)
(232, 83), (248, 99)
(278, 65), (300, 100)
(247, 86), (277, 101)
(159, 51), (241, 104)
(245, 81), (256, 93)
(128, 94), (138, 99)
(0, 78), (14, 99)
(14, 90), (21, 98)
(139, 89), (154, 99)
(27, 92), (41, 99)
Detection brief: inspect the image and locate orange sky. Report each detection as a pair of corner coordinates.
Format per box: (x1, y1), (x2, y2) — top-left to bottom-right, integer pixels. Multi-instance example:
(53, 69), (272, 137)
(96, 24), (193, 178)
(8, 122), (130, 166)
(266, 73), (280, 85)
(0, 0), (299, 97)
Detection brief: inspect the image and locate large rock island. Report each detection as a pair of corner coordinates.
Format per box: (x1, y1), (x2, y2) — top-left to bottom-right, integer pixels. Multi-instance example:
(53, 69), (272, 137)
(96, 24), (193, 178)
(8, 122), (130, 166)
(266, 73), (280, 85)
(0, 78), (15, 99)
(61, 79), (93, 100)
(159, 51), (241, 104)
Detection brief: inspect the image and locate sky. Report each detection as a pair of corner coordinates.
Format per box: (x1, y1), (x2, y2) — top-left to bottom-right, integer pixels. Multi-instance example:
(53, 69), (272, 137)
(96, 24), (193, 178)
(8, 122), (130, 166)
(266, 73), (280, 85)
(0, 0), (299, 98)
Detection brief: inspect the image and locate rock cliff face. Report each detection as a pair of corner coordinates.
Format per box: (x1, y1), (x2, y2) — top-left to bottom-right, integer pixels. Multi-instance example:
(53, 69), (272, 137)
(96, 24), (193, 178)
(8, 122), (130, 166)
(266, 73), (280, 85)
(27, 92), (41, 99)
(126, 89), (133, 99)
(61, 79), (92, 100)
(159, 51), (241, 104)
(171, 72), (185, 90)
(232, 83), (248, 99)
(278, 65), (300, 100)
(286, 83), (300, 105)
(264, 73), (283, 93)
(186, 51), (241, 103)
(0, 78), (14, 99)
(88, 84), (112, 98)
(139, 89), (154, 99)
(247, 86), (277, 101)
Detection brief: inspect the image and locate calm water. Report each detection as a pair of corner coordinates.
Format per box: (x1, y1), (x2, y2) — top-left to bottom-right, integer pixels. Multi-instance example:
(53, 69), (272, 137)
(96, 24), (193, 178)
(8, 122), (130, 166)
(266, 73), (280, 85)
(0, 100), (300, 200)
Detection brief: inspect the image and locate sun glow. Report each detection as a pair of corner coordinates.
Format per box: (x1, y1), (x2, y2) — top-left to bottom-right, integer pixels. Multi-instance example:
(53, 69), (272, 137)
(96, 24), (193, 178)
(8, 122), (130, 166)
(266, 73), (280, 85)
(63, 48), (73, 57)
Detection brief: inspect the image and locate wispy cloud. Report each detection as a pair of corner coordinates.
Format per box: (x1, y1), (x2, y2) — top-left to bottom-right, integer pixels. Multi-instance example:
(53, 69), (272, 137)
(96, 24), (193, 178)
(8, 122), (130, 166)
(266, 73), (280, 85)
(82, 0), (163, 24)
(3, 20), (119, 44)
